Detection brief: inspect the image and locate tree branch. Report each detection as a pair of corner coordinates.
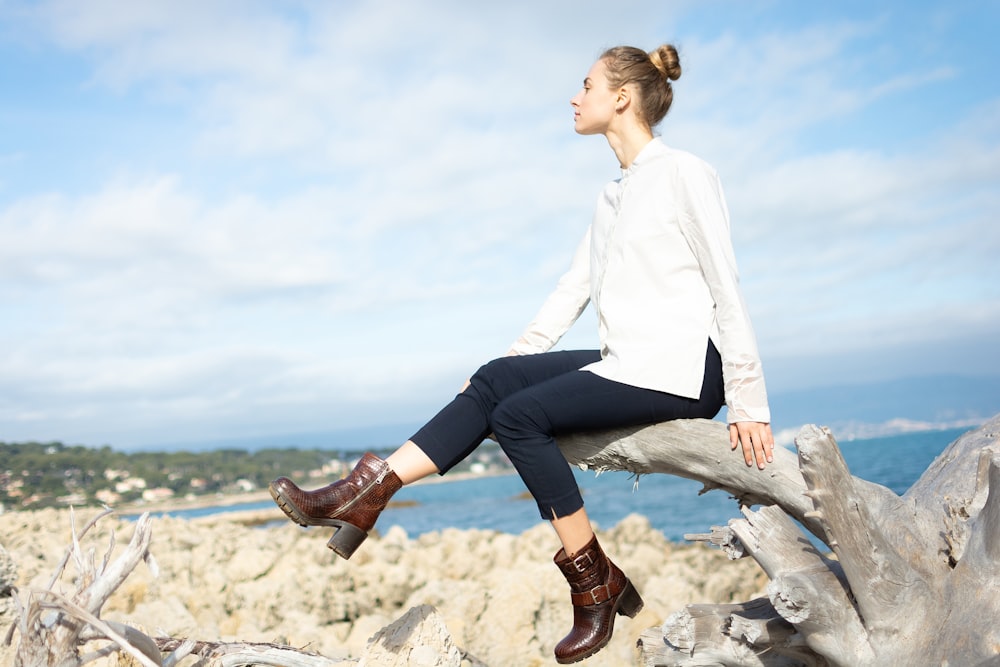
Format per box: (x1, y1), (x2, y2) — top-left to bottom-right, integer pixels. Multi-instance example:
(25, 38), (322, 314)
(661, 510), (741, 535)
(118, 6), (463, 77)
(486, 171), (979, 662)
(558, 419), (830, 540)
(728, 505), (871, 666)
(795, 425), (933, 636)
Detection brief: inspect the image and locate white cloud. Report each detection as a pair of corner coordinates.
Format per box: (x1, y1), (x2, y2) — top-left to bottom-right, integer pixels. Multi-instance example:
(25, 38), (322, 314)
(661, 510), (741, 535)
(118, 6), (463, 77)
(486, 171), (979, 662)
(0, 1), (997, 447)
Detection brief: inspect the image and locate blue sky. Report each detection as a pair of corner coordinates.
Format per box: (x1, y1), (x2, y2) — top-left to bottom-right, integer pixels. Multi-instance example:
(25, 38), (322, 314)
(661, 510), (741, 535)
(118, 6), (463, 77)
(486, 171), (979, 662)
(1, 1), (998, 450)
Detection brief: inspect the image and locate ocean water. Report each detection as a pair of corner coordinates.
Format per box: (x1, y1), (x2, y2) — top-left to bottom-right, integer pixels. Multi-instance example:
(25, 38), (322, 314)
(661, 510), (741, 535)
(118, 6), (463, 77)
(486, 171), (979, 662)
(147, 427), (969, 543)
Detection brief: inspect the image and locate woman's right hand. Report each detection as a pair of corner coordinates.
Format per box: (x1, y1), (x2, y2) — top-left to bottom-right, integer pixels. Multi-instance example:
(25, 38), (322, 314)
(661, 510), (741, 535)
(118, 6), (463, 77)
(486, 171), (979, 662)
(729, 421), (775, 470)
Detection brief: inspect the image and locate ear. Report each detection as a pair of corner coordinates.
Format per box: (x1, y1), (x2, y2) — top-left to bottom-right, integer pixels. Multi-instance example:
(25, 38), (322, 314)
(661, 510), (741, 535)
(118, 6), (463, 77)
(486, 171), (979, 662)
(615, 86), (631, 113)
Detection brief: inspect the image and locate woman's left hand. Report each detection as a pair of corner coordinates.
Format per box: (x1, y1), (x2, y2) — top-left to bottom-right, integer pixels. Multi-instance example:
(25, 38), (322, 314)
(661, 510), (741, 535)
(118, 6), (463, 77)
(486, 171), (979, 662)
(729, 421), (774, 469)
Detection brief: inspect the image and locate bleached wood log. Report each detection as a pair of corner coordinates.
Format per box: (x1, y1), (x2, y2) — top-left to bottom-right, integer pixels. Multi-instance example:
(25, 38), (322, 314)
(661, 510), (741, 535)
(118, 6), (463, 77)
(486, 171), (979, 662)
(683, 524), (746, 559)
(639, 598), (820, 667)
(558, 419), (897, 545)
(729, 506), (868, 665)
(795, 426), (933, 639)
(559, 419), (807, 512)
(154, 638), (346, 667)
(952, 450), (1000, 571)
(563, 414), (1000, 666)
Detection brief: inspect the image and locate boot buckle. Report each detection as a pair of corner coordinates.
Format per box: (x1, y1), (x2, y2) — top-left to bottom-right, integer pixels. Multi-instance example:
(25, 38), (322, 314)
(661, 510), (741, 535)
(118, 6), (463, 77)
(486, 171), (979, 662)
(570, 583), (613, 606)
(588, 584), (611, 605)
(571, 551), (595, 573)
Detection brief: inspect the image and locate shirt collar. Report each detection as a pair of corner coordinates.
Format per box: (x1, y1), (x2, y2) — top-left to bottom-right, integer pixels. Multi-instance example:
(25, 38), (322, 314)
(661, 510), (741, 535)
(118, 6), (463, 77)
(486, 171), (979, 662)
(620, 137), (666, 177)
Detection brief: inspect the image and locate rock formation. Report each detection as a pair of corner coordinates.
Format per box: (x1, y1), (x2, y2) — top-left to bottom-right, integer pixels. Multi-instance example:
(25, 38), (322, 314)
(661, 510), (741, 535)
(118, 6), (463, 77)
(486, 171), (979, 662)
(0, 506), (765, 665)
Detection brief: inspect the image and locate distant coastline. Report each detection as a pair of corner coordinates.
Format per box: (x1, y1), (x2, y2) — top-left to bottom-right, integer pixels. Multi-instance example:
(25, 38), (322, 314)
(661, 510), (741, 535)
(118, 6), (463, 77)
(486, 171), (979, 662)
(116, 467), (516, 517)
(5, 423), (984, 517)
(34, 427), (976, 544)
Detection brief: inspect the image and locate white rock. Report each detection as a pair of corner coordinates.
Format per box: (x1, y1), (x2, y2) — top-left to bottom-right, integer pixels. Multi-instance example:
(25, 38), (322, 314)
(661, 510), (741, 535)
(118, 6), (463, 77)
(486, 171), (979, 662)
(358, 605), (461, 667)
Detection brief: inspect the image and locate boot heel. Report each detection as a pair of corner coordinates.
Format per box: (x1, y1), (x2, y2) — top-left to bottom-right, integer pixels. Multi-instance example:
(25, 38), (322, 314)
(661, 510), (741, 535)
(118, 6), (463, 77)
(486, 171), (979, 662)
(617, 580), (644, 618)
(326, 521), (367, 560)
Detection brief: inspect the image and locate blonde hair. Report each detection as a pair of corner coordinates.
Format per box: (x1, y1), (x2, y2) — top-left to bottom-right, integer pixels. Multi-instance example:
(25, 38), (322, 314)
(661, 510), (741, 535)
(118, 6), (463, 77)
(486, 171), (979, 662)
(600, 44), (681, 128)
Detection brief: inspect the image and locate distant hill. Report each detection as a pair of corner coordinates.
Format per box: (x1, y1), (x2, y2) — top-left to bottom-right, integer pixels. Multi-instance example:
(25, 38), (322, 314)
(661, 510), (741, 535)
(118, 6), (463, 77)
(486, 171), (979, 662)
(133, 422), (421, 454)
(767, 374), (1000, 440)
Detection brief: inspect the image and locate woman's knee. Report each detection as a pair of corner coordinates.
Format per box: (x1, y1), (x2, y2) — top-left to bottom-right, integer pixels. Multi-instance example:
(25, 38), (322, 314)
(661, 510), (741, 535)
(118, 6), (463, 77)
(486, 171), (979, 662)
(490, 394), (550, 446)
(488, 397), (519, 441)
(468, 356), (519, 403)
(471, 355), (511, 383)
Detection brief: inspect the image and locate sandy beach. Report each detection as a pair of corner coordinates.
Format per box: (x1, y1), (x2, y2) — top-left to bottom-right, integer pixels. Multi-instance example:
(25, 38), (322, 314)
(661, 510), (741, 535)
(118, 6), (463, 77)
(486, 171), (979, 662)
(1, 506), (768, 666)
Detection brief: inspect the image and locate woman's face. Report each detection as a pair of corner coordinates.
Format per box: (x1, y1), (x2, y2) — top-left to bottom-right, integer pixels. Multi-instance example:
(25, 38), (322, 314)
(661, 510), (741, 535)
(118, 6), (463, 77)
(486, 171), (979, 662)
(570, 59), (618, 135)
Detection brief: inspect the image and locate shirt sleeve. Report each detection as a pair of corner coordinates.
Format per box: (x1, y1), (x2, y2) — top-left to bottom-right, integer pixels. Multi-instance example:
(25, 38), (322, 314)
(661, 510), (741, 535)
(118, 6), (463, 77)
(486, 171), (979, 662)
(508, 227), (592, 355)
(674, 162), (771, 424)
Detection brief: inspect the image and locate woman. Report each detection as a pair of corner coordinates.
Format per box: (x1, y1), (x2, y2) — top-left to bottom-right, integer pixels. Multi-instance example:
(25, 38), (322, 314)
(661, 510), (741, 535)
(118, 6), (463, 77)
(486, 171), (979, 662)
(270, 43), (774, 664)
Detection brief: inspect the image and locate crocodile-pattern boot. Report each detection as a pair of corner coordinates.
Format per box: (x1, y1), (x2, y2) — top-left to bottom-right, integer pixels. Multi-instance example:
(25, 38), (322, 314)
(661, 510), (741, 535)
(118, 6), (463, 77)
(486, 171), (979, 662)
(553, 534), (644, 664)
(268, 452), (403, 559)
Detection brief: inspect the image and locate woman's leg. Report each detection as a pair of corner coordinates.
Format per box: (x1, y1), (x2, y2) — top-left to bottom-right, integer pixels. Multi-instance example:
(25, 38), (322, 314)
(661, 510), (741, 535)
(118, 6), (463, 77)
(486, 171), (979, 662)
(550, 506), (595, 557)
(492, 342), (723, 664)
(269, 349), (602, 558)
(385, 441), (439, 484)
(490, 340), (725, 531)
(406, 349), (601, 475)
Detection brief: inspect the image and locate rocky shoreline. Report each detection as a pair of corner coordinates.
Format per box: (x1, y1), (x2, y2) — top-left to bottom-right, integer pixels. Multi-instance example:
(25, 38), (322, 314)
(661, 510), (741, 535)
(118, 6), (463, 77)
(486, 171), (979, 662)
(0, 506), (768, 666)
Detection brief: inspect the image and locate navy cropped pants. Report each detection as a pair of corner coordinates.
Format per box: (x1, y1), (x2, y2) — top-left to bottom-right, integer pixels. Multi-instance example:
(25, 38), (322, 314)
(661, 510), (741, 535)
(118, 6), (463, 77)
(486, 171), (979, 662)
(410, 342), (725, 520)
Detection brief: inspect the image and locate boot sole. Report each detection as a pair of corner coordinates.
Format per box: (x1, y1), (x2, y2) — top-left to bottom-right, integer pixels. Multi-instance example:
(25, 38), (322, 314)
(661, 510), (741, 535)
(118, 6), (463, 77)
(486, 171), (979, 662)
(268, 483), (368, 560)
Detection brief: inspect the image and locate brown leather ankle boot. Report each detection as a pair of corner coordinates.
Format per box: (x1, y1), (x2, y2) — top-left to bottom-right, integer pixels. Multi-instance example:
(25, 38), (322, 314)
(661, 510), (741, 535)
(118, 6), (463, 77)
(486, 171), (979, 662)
(553, 534), (644, 664)
(268, 452), (403, 559)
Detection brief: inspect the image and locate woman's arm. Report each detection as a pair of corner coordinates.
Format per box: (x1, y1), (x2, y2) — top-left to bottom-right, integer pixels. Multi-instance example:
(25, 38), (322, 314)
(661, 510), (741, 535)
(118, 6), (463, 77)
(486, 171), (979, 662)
(459, 228), (592, 394)
(675, 160), (774, 468)
(508, 227), (593, 355)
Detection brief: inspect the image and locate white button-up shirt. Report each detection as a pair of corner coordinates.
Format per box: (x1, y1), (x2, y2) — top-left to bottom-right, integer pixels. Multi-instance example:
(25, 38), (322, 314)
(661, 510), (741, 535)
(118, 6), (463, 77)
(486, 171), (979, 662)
(509, 138), (770, 424)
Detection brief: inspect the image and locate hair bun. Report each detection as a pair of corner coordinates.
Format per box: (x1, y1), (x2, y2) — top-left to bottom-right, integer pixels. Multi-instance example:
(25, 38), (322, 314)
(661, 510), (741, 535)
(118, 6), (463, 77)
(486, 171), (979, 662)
(649, 44), (681, 82)
(599, 43), (680, 127)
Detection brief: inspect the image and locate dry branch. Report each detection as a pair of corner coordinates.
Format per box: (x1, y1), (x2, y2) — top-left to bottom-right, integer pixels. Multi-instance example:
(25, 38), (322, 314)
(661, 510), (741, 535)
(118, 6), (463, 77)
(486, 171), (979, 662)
(5, 513), (474, 667)
(8, 510), (162, 667)
(154, 638), (343, 667)
(6, 510), (353, 667)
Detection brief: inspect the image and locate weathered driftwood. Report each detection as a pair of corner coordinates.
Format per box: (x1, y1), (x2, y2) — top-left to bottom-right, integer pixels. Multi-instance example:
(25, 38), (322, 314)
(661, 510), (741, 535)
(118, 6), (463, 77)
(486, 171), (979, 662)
(557, 413), (1000, 666)
(3, 511), (347, 667)
(6, 509), (166, 667)
(153, 637), (345, 667)
(4, 512), (476, 667)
